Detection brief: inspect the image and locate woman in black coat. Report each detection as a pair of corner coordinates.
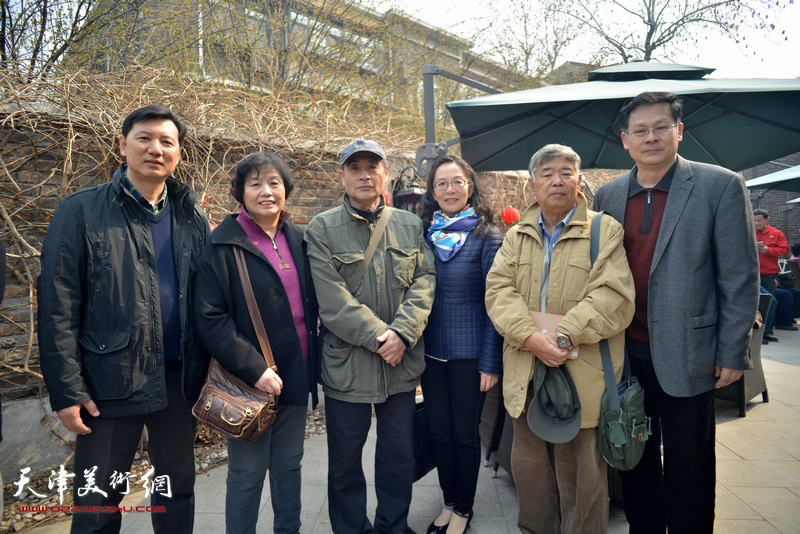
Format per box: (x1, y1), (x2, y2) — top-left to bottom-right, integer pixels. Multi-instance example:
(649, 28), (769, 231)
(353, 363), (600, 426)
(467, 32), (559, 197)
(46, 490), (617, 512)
(194, 151), (318, 534)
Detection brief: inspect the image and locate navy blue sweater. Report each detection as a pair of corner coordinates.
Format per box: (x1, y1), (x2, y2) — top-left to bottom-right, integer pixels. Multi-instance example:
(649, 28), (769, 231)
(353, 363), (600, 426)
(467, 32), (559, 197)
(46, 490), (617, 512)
(148, 200), (181, 362)
(423, 226), (504, 375)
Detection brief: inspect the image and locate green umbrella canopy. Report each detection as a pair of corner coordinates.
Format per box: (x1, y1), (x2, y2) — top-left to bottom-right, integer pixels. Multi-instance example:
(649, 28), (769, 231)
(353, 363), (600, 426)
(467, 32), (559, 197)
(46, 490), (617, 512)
(746, 165), (800, 193)
(446, 62), (800, 172)
(586, 62), (715, 81)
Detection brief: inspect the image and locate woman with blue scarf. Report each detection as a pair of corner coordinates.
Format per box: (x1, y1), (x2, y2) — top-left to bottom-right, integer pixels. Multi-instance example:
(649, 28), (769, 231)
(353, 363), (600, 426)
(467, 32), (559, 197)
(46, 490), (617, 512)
(420, 155), (504, 534)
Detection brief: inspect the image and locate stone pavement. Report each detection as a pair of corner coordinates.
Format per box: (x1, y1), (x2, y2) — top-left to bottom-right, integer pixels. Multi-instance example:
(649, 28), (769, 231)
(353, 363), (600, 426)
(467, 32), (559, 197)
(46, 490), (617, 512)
(23, 326), (800, 533)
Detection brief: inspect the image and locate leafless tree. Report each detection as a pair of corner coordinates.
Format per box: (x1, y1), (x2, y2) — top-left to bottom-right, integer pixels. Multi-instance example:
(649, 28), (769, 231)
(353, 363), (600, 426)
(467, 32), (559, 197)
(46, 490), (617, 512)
(550, 0), (789, 63)
(0, 0), (138, 81)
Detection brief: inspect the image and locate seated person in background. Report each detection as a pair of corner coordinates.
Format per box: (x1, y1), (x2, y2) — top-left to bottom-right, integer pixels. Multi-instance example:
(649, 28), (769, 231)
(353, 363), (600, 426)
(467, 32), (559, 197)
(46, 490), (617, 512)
(778, 243), (800, 323)
(777, 282), (800, 320)
(774, 287), (796, 331)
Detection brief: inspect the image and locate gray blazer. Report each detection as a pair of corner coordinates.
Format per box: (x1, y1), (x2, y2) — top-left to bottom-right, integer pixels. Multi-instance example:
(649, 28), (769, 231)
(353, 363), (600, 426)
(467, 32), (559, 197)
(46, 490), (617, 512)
(594, 156), (759, 397)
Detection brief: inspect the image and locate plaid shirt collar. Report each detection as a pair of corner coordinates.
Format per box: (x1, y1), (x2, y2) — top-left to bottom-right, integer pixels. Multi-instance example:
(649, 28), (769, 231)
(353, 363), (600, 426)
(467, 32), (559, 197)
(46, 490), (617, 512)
(538, 203), (576, 257)
(123, 167), (168, 214)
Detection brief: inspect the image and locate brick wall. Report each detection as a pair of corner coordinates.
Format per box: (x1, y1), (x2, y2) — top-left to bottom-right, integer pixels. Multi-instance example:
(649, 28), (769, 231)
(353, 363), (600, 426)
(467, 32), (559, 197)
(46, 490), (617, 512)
(4, 113), (797, 399)
(0, 122), (340, 397)
(0, 120), (532, 399)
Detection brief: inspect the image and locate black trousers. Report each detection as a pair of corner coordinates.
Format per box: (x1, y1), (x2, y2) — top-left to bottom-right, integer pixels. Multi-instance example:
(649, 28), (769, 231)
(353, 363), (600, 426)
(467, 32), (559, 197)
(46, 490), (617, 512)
(420, 358), (484, 515)
(71, 367), (196, 534)
(325, 390), (415, 534)
(778, 283), (800, 318)
(619, 357), (716, 534)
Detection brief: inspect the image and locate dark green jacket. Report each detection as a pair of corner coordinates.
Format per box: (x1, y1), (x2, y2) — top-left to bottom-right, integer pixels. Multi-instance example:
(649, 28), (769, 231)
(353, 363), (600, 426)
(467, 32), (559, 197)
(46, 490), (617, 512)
(304, 195), (435, 403)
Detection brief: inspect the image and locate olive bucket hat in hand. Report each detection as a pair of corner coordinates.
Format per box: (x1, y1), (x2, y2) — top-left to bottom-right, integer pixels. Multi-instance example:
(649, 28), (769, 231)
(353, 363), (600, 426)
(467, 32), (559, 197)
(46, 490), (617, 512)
(526, 359), (582, 444)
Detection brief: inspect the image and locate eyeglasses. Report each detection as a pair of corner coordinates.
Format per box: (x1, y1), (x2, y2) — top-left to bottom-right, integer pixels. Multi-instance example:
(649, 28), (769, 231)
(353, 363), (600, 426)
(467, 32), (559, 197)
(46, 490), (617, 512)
(624, 123), (679, 139)
(433, 179), (470, 191)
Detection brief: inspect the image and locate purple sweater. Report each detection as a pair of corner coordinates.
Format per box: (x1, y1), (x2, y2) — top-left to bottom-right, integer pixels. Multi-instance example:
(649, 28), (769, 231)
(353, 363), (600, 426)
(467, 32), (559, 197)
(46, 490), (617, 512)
(237, 208), (309, 361)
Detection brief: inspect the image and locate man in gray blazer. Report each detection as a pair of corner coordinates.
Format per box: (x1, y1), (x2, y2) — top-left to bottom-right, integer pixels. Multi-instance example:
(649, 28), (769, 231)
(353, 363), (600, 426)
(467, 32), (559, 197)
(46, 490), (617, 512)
(594, 91), (759, 534)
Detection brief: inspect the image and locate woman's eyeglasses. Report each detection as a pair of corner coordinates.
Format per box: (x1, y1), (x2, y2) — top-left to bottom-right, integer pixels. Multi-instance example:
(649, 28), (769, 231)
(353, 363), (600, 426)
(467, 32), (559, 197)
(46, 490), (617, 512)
(433, 179), (470, 191)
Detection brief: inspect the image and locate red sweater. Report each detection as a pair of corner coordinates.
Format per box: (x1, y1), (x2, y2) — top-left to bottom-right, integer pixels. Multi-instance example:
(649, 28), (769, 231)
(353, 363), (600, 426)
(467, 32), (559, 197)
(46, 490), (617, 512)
(756, 223), (789, 275)
(624, 187), (669, 345)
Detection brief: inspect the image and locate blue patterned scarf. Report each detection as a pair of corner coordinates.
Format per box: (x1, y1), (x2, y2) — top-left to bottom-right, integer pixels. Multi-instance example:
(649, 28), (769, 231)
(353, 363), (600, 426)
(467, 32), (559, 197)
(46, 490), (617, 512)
(427, 206), (478, 261)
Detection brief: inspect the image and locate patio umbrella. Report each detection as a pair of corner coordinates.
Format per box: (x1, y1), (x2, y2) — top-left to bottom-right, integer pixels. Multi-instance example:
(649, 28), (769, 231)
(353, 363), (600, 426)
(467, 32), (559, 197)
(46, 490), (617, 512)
(746, 165), (800, 193)
(445, 62), (800, 172)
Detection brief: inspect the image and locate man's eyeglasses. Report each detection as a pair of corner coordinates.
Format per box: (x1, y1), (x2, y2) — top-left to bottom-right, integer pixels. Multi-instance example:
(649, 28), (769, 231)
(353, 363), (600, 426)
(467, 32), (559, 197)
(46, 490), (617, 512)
(433, 179), (470, 191)
(624, 123), (680, 139)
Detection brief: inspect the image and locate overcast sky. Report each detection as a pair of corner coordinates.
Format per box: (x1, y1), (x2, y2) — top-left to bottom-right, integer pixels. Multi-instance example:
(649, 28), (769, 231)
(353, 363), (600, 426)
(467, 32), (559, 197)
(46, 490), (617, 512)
(375, 0), (800, 80)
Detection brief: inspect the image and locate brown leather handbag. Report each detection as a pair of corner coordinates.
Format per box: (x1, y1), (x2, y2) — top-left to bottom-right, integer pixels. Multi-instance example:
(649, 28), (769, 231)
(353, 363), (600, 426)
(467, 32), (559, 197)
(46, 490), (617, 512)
(192, 247), (279, 442)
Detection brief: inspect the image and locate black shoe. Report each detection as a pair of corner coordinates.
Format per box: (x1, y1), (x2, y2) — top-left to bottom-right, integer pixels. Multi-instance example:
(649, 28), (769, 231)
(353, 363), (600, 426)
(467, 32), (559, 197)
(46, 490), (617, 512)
(426, 522), (447, 534)
(763, 333), (779, 342)
(762, 339), (770, 345)
(774, 324), (798, 331)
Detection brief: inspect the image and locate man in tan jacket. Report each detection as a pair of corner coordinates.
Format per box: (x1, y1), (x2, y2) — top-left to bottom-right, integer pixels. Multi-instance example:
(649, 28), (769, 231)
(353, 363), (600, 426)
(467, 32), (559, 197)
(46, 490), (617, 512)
(485, 144), (635, 534)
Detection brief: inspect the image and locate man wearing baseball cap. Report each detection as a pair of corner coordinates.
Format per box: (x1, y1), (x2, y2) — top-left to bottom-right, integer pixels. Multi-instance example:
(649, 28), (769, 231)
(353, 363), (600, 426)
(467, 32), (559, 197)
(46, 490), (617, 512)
(305, 139), (436, 534)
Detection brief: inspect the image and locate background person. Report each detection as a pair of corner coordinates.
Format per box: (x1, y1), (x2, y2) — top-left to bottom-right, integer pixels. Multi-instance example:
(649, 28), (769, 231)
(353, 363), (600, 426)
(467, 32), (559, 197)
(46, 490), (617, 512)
(594, 91), (759, 533)
(777, 246), (800, 321)
(418, 155), (503, 534)
(38, 105), (209, 533)
(754, 209), (790, 342)
(773, 287), (796, 331)
(759, 286), (779, 344)
(194, 151), (319, 534)
(485, 144), (635, 534)
(790, 243), (800, 261)
(304, 139), (435, 534)
(754, 208), (789, 297)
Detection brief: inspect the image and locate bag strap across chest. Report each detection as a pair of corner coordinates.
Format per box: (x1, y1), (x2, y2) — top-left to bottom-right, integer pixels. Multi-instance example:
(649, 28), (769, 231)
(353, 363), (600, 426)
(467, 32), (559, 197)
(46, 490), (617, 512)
(346, 209), (392, 292)
(591, 212), (626, 414)
(234, 246), (277, 371)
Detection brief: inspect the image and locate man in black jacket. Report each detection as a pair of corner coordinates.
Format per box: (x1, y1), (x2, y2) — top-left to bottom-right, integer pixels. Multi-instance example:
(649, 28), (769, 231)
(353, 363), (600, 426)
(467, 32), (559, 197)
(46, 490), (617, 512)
(38, 105), (209, 533)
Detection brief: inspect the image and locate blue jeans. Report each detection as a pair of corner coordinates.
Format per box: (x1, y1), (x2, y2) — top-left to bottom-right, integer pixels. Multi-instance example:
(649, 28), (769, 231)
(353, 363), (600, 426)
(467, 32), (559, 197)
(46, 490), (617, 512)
(225, 404), (307, 534)
(325, 391), (415, 534)
(71, 366), (196, 534)
(761, 285), (777, 333)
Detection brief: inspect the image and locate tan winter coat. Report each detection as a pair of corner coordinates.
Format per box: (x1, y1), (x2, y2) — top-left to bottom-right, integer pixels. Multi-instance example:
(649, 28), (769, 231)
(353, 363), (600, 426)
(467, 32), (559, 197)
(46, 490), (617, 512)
(485, 194), (635, 427)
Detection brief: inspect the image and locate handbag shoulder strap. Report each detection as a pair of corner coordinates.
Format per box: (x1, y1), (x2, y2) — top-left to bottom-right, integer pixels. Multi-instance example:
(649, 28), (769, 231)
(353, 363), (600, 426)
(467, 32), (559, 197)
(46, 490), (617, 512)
(346, 208), (392, 292)
(590, 212), (623, 414)
(233, 246), (277, 371)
